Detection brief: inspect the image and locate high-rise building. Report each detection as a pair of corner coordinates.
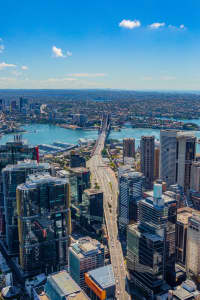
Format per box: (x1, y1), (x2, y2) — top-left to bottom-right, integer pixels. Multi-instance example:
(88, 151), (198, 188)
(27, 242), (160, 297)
(69, 237), (104, 289)
(140, 136), (155, 189)
(69, 167), (90, 204)
(154, 147), (160, 180)
(82, 189), (104, 226)
(176, 207), (194, 267)
(190, 161), (200, 192)
(70, 151), (86, 168)
(10, 100), (17, 112)
(127, 184), (177, 298)
(160, 130), (178, 187)
(17, 174), (71, 276)
(176, 132), (196, 192)
(118, 171), (144, 233)
(160, 130), (196, 191)
(123, 138), (135, 159)
(142, 185), (177, 284)
(19, 97), (28, 113)
(127, 224), (165, 299)
(85, 265), (115, 300)
(0, 137), (39, 235)
(2, 161), (51, 256)
(186, 213), (200, 279)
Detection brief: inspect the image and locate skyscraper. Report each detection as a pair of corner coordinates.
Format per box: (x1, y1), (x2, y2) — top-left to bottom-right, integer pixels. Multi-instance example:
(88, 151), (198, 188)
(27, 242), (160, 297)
(69, 167), (90, 204)
(190, 161), (200, 192)
(127, 183), (177, 298)
(0, 137), (38, 235)
(160, 130), (196, 191)
(118, 171), (144, 233)
(2, 161), (51, 256)
(176, 207), (194, 267)
(82, 189), (104, 226)
(176, 132), (196, 192)
(17, 174), (71, 276)
(19, 97), (28, 113)
(140, 136), (155, 189)
(123, 138), (135, 159)
(160, 130), (178, 187)
(154, 147), (160, 180)
(186, 213), (200, 279)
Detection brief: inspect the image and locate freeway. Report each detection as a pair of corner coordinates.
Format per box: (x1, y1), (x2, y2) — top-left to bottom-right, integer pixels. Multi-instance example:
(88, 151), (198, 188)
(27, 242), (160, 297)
(88, 127), (131, 300)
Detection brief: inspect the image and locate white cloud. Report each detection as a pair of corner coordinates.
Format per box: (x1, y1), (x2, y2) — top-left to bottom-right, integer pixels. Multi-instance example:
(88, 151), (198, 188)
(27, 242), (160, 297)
(21, 65), (28, 70)
(0, 62), (16, 70)
(149, 22), (165, 29)
(69, 73), (106, 78)
(180, 24), (185, 29)
(52, 46), (72, 58)
(119, 19), (141, 29)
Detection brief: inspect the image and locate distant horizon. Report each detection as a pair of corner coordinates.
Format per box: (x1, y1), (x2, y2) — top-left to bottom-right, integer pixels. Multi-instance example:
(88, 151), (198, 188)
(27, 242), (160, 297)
(0, 88), (200, 93)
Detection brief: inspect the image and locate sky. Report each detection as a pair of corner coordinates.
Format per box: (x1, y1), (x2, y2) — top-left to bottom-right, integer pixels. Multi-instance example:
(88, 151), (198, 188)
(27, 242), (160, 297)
(0, 0), (200, 90)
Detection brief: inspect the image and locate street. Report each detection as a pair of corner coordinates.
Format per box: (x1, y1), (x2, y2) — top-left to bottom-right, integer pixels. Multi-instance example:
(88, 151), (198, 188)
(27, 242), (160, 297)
(88, 128), (131, 300)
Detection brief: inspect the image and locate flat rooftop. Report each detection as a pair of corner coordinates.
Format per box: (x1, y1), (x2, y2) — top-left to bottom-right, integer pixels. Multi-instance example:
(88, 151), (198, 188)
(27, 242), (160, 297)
(70, 237), (103, 259)
(144, 190), (175, 204)
(44, 270), (89, 300)
(177, 208), (193, 225)
(88, 264), (115, 290)
(84, 189), (103, 196)
(70, 167), (89, 174)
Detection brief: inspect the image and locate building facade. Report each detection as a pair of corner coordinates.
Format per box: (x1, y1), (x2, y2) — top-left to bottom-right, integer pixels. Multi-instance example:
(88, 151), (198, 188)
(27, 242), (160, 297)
(0, 137), (38, 236)
(186, 213), (200, 278)
(2, 161), (51, 256)
(123, 138), (135, 159)
(69, 237), (104, 289)
(17, 174), (71, 276)
(85, 265), (115, 300)
(69, 167), (90, 205)
(140, 136), (155, 189)
(118, 171), (144, 233)
(160, 130), (196, 191)
(127, 183), (177, 298)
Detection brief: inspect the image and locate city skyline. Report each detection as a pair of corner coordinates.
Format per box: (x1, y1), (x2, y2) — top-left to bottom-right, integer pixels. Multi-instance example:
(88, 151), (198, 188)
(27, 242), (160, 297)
(0, 0), (200, 90)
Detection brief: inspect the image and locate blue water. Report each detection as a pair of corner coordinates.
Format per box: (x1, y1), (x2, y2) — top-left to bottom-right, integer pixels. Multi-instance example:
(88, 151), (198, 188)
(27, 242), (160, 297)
(1, 123), (200, 151)
(0, 124), (99, 146)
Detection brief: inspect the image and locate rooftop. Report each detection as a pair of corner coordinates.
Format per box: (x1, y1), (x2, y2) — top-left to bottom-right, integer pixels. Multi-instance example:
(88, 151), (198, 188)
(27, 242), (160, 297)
(70, 237), (103, 259)
(17, 173), (67, 190)
(44, 270), (89, 300)
(70, 167), (90, 174)
(87, 265), (115, 290)
(144, 190), (176, 204)
(177, 208), (194, 225)
(3, 160), (50, 172)
(84, 189), (103, 196)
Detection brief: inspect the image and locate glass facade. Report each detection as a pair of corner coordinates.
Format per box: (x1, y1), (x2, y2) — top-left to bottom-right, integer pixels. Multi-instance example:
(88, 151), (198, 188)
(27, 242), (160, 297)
(17, 175), (70, 275)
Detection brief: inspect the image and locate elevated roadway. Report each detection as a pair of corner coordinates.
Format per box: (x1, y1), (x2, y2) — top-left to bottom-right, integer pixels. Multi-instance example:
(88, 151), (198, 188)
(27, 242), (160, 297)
(88, 118), (131, 300)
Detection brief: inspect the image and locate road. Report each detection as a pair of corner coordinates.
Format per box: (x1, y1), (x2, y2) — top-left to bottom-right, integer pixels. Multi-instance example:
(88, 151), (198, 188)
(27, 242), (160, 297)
(88, 128), (131, 300)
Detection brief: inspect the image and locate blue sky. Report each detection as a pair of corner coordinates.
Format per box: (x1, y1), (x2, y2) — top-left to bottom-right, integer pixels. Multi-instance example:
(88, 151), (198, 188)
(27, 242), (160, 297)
(0, 0), (200, 90)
